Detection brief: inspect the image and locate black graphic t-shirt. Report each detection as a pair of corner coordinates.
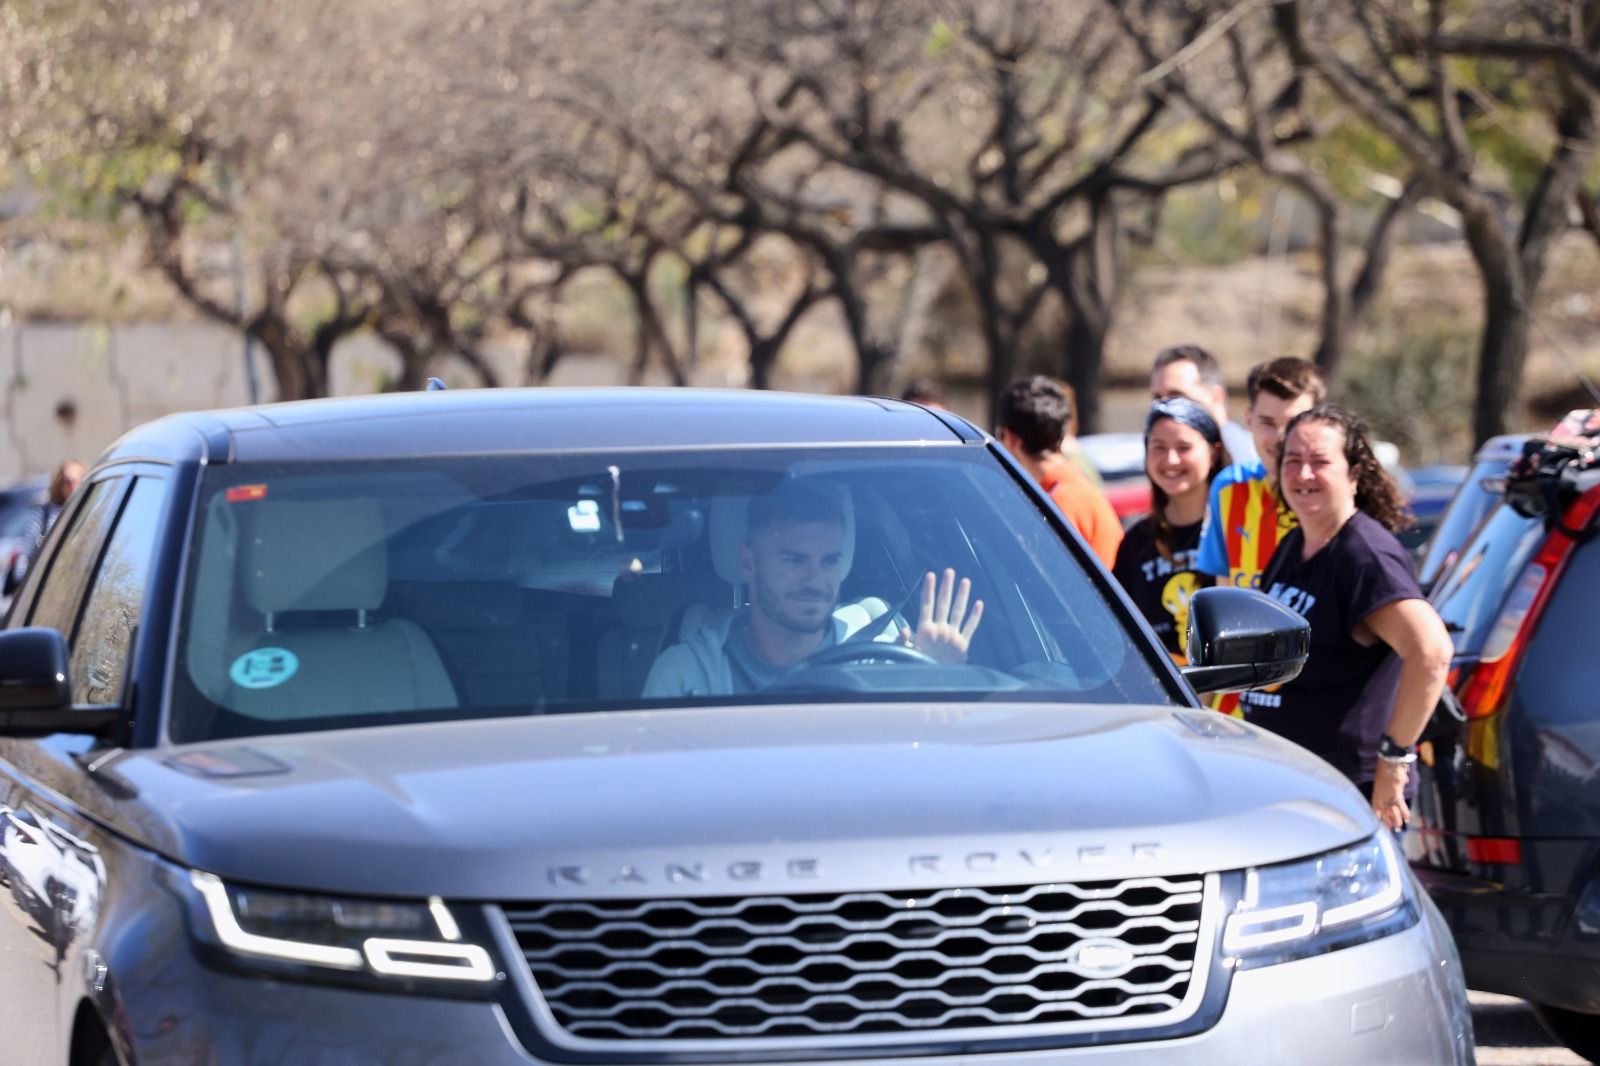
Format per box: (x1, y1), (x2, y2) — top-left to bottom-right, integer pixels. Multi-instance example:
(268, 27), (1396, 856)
(1112, 516), (1204, 658)
(1243, 511), (1423, 786)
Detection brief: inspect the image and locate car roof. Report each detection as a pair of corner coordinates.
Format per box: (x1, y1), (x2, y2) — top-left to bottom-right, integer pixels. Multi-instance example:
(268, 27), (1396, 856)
(97, 389), (982, 467)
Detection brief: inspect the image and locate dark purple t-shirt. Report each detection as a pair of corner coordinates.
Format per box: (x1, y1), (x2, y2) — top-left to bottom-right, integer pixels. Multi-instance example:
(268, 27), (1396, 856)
(1241, 511), (1422, 786)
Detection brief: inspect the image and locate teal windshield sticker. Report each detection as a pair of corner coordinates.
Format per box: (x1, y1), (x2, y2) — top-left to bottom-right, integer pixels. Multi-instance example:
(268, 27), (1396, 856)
(230, 648), (299, 690)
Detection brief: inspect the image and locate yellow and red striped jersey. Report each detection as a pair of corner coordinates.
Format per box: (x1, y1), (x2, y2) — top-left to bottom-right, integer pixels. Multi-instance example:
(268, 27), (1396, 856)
(1196, 461), (1296, 716)
(1196, 461), (1295, 589)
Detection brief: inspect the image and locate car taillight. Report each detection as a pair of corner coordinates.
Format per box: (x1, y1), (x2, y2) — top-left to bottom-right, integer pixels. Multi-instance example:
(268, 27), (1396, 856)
(1465, 836), (1523, 865)
(1459, 489), (1600, 719)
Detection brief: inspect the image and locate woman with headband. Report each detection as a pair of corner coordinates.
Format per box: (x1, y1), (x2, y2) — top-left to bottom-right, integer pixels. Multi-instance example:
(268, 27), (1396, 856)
(1112, 397), (1231, 661)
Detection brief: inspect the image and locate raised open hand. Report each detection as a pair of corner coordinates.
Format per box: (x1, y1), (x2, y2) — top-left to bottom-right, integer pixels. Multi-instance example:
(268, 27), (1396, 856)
(900, 568), (984, 665)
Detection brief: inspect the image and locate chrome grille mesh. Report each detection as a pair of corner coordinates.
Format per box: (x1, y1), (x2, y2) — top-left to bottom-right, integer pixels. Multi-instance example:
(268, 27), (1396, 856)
(506, 876), (1206, 1041)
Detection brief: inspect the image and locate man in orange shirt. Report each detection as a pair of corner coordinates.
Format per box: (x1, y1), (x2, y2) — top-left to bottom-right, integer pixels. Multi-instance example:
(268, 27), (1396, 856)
(997, 376), (1122, 568)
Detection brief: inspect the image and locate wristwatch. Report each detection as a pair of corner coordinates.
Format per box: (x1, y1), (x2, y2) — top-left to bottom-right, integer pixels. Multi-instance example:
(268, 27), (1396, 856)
(1377, 734), (1418, 765)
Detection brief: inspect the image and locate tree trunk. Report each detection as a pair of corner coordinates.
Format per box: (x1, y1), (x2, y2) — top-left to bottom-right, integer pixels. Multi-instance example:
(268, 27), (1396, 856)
(252, 312), (329, 401)
(1043, 196), (1120, 435)
(1062, 311), (1108, 436)
(380, 330), (431, 391)
(749, 338), (780, 390)
(1307, 194), (1348, 381)
(971, 234), (1015, 429)
(829, 254), (895, 395)
(1460, 199), (1527, 443)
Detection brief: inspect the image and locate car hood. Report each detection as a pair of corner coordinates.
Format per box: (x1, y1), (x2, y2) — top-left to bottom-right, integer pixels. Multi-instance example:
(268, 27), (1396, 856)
(101, 704), (1374, 899)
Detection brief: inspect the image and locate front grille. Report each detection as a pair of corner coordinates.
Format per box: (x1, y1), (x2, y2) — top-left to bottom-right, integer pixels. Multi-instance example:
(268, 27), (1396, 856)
(505, 876), (1207, 1042)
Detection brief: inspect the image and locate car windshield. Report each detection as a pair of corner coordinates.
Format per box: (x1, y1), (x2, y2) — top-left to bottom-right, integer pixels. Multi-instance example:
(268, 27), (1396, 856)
(168, 447), (1174, 741)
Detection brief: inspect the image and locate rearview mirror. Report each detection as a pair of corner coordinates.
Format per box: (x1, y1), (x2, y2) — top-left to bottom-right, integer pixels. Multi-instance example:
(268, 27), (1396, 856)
(1181, 587), (1309, 695)
(0, 627), (117, 737)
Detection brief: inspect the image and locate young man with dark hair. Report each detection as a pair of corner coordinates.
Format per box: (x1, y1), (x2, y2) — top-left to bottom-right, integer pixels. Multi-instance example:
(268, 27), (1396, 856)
(1150, 344), (1258, 466)
(996, 376), (1122, 568)
(1196, 356), (1328, 590)
(1192, 357), (1326, 716)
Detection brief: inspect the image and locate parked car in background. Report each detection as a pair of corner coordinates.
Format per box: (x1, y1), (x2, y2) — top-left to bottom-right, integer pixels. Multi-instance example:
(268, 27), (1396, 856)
(1397, 466), (1468, 562)
(0, 389), (1471, 1065)
(1407, 465), (1472, 492)
(0, 802), (102, 955)
(1410, 425), (1600, 1062)
(1076, 431), (1150, 524)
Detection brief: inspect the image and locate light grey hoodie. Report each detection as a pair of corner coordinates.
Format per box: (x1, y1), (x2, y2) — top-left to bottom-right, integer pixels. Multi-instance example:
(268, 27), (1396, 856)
(641, 600), (893, 698)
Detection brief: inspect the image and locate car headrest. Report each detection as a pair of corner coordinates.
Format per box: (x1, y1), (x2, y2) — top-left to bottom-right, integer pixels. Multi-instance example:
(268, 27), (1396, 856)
(609, 572), (734, 628)
(243, 500), (388, 615)
(708, 485), (855, 587)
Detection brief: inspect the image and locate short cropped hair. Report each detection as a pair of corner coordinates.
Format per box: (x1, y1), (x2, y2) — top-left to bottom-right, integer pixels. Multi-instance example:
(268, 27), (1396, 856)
(998, 376), (1072, 456)
(1152, 345), (1224, 389)
(1246, 357), (1327, 407)
(747, 480), (846, 539)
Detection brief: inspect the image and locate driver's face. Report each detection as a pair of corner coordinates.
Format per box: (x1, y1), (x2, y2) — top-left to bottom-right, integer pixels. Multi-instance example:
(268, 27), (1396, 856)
(741, 520), (845, 635)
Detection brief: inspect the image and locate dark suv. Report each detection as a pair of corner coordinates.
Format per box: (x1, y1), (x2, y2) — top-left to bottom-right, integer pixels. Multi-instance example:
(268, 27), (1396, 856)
(1411, 424), (1600, 1061)
(0, 389), (1470, 1065)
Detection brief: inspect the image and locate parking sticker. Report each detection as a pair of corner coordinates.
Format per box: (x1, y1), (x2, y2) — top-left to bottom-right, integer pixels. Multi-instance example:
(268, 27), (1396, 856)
(230, 647), (299, 689)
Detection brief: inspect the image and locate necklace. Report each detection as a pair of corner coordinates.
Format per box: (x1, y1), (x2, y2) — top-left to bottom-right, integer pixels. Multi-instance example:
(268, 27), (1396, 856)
(1300, 509), (1356, 560)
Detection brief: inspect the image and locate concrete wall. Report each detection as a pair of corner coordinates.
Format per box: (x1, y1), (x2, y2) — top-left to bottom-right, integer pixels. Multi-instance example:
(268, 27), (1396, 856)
(0, 324), (483, 481)
(0, 322), (737, 482)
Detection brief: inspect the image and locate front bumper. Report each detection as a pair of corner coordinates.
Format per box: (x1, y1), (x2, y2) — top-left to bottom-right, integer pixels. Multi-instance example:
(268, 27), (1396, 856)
(117, 903), (1471, 1066)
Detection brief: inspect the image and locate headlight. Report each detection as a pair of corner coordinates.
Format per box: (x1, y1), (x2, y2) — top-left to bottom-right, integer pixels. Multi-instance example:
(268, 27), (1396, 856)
(1222, 832), (1416, 968)
(188, 871), (500, 989)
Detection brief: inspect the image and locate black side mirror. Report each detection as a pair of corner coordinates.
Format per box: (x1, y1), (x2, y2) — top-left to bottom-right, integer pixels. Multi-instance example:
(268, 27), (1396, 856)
(1181, 587), (1310, 695)
(0, 628), (116, 738)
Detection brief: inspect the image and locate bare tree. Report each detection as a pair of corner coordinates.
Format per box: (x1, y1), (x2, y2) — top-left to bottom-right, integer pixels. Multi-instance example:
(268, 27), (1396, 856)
(562, 0), (1215, 426)
(1273, 0), (1600, 442)
(1109, 3), (1425, 383)
(5, 0), (526, 398)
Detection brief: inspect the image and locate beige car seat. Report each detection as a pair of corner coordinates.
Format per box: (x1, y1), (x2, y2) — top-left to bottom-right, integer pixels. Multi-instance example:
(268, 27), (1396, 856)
(226, 500), (457, 720)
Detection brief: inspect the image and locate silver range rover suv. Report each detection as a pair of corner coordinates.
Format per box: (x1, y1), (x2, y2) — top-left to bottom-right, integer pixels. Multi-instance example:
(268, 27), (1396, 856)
(0, 389), (1471, 1064)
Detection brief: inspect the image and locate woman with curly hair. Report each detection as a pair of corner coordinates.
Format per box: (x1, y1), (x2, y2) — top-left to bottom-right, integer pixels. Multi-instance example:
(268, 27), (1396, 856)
(1244, 404), (1453, 830)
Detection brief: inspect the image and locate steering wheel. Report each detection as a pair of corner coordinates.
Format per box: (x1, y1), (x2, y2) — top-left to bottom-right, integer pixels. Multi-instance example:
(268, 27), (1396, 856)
(801, 640), (939, 668)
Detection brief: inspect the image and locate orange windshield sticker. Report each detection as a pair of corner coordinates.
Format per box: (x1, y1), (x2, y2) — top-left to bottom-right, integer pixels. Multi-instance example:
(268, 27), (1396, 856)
(225, 484), (269, 503)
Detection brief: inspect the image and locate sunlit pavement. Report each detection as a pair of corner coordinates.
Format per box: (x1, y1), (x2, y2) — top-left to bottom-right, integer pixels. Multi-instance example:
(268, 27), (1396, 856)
(1476, 992), (1588, 1065)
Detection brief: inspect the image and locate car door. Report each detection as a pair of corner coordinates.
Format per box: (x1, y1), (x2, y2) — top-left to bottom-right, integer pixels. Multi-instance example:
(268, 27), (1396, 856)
(1412, 500), (1547, 871)
(0, 471), (168, 1062)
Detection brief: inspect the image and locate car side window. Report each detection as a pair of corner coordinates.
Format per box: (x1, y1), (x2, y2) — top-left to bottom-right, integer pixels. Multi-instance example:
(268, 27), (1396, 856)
(26, 478), (125, 638)
(1428, 503), (1545, 655)
(70, 477), (165, 706)
(1517, 535), (1600, 726)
